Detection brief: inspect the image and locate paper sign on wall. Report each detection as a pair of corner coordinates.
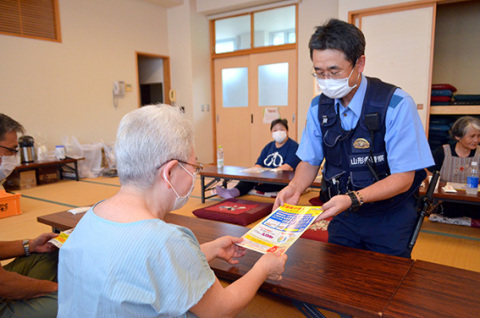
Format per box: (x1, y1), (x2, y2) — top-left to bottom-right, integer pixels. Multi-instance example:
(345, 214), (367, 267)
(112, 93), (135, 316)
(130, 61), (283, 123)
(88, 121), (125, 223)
(263, 107), (281, 124)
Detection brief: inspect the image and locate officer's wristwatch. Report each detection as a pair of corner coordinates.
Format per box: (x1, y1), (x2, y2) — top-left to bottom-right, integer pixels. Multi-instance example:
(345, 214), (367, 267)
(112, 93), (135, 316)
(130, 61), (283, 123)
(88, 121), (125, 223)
(347, 191), (363, 210)
(23, 239), (30, 256)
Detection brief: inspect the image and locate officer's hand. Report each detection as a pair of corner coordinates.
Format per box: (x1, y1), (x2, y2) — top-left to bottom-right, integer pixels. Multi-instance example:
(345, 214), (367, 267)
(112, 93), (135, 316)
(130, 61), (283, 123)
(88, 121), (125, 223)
(273, 185), (301, 211)
(316, 194), (351, 221)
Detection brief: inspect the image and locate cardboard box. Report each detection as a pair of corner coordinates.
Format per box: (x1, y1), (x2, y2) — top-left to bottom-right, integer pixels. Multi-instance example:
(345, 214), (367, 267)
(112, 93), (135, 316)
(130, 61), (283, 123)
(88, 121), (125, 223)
(37, 166), (59, 185)
(0, 190), (22, 219)
(3, 170), (37, 190)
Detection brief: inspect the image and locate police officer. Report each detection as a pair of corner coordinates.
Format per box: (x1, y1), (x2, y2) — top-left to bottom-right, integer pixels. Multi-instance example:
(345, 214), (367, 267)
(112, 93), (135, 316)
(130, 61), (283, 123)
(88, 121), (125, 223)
(273, 19), (434, 258)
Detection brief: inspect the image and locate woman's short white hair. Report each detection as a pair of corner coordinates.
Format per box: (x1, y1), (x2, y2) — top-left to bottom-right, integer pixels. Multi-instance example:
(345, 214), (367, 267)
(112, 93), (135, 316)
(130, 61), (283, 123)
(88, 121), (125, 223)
(115, 105), (193, 188)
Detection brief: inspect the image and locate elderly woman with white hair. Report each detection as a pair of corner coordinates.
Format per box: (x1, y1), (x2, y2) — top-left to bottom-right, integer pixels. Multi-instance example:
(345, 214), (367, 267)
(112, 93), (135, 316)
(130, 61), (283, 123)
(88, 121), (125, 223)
(57, 105), (287, 318)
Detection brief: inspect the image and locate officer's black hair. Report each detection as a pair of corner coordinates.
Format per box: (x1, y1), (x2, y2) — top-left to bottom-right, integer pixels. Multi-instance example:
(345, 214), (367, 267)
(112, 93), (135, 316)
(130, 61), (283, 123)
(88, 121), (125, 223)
(309, 19), (365, 64)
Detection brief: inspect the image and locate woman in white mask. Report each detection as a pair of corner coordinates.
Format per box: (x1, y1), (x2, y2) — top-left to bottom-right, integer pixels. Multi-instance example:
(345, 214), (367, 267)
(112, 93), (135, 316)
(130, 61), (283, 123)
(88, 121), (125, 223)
(0, 114), (24, 188)
(216, 118), (301, 199)
(58, 105), (287, 318)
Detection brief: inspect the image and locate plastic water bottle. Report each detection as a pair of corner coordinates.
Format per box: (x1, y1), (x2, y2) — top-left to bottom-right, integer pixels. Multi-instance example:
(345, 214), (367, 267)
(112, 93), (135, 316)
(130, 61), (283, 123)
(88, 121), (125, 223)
(55, 145), (66, 160)
(466, 161), (479, 195)
(217, 145), (224, 169)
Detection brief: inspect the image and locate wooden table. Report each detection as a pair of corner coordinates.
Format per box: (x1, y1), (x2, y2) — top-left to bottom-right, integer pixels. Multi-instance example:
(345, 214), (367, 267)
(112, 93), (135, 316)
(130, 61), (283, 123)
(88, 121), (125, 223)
(13, 157), (84, 181)
(383, 260), (480, 318)
(419, 180), (480, 205)
(200, 165), (322, 203)
(38, 210), (413, 318)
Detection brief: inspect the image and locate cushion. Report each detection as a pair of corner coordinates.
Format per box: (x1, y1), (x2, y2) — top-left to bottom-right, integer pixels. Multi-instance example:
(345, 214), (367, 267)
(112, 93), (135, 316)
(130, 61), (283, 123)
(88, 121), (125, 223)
(431, 95), (452, 102)
(192, 198), (273, 226)
(429, 214), (480, 228)
(248, 189), (278, 198)
(431, 89), (453, 97)
(454, 94), (480, 102)
(300, 197), (330, 242)
(431, 83), (457, 92)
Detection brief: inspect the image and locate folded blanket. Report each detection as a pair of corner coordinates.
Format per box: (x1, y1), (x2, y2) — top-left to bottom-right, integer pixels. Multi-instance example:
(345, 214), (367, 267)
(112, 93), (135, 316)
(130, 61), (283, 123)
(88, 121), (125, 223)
(431, 89), (453, 97)
(454, 94), (480, 102)
(431, 83), (457, 92)
(431, 96), (452, 102)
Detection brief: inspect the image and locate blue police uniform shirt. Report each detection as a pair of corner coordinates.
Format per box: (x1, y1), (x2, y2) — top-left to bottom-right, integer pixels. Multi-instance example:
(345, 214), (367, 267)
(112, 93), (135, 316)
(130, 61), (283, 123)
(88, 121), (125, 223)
(256, 138), (301, 169)
(297, 73), (434, 174)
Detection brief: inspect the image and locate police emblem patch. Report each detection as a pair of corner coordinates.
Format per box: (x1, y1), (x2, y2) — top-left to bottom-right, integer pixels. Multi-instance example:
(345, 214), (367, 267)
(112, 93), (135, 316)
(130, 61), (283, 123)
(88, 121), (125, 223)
(353, 138), (370, 149)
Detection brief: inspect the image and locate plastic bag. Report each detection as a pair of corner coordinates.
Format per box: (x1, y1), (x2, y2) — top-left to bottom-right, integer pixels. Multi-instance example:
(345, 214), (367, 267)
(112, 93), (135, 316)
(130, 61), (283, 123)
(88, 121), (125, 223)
(78, 143), (103, 178)
(62, 136), (84, 159)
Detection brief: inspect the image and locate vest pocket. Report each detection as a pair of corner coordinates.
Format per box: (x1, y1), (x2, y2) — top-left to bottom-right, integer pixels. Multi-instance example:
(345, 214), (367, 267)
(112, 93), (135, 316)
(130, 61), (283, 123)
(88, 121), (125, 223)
(350, 170), (375, 189)
(323, 130), (343, 166)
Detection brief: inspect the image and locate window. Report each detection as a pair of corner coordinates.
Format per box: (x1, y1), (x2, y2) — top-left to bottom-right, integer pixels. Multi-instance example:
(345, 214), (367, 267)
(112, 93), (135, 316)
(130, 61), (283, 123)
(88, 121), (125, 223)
(222, 67), (248, 107)
(213, 5), (296, 54)
(214, 15), (250, 54)
(254, 6), (296, 48)
(258, 63), (289, 106)
(0, 0), (61, 42)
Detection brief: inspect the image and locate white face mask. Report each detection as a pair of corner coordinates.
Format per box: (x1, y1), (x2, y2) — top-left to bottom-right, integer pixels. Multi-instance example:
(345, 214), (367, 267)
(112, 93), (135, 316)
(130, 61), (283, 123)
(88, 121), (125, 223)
(316, 66), (358, 99)
(0, 155), (18, 181)
(272, 131), (287, 144)
(164, 163), (196, 211)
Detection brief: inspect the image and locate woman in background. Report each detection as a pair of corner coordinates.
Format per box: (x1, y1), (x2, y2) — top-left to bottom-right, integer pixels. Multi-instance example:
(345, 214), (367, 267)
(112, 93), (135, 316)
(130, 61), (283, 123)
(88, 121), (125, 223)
(428, 116), (480, 218)
(216, 118), (301, 199)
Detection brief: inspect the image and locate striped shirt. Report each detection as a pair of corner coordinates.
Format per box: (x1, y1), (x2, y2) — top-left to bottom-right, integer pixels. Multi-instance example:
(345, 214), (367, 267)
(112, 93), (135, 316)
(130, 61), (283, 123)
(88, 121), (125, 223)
(58, 206), (215, 318)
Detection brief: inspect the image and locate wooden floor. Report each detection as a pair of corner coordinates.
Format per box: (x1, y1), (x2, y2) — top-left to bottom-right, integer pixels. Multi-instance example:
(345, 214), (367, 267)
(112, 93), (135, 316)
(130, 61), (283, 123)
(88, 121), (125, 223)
(2, 176), (480, 317)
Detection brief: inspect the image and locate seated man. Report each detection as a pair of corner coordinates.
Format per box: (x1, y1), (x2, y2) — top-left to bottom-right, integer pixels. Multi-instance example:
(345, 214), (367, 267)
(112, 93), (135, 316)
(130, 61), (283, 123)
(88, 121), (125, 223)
(0, 235), (59, 318)
(216, 118), (301, 198)
(0, 113), (59, 318)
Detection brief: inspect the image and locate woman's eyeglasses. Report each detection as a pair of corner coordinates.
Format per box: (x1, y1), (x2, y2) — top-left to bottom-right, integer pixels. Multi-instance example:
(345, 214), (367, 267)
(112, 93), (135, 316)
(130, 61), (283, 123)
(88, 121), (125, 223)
(157, 159), (203, 174)
(177, 160), (203, 174)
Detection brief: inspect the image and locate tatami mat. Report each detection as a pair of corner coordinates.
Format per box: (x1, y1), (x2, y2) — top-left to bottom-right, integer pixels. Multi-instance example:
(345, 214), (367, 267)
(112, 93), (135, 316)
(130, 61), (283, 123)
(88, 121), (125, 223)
(1, 197), (66, 240)
(412, 232), (480, 272)
(11, 179), (119, 207)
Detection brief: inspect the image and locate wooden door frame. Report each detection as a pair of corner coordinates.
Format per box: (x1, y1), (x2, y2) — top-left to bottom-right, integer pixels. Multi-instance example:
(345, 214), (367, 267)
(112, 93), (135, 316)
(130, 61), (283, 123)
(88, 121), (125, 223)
(135, 52), (171, 107)
(209, 3), (299, 163)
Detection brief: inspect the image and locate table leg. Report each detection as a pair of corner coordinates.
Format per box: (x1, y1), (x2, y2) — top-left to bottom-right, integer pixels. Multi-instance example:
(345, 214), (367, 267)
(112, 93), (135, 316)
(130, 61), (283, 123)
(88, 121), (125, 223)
(293, 301), (352, 318)
(201, 175), (205, 203)
(74, 160), (79, 181)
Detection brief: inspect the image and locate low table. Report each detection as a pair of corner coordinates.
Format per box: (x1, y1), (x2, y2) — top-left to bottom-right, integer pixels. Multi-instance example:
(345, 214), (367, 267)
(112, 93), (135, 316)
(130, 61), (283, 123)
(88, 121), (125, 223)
(200, 165), (322, 203)
(38, 210), (413, 318)
(383, 260), (480, 318)
(419, 180), (480, 205)
(13, 157), (84, 182)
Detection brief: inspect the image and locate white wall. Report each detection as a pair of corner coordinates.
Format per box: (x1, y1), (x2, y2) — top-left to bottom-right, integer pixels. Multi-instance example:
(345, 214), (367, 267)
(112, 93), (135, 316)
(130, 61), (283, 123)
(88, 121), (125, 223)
(196, 0), (280, 15)
(1, 0), (426, 164)
(167, 0), (213, 164)
(297, 0), (338, 140)
(0, 0), (168, 150)
(338, 0), (413, 20)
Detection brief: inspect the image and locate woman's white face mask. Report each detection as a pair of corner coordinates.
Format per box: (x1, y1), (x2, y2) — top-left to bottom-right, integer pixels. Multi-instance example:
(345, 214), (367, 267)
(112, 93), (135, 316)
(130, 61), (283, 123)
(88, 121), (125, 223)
(272, 131), (287, 144)
(164, 163), (196, 211)
(316, 66), (358, 99)
(0, 155), (18, 181)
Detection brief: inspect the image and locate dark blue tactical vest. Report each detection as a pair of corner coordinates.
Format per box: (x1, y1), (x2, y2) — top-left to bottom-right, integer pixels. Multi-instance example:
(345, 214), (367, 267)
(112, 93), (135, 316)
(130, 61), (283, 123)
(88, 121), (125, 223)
(318, 77), (426, 214)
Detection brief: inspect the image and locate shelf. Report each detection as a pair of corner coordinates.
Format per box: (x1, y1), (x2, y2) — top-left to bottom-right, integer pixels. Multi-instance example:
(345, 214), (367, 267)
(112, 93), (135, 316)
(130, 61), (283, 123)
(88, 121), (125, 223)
(430, 105), (480, 115)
